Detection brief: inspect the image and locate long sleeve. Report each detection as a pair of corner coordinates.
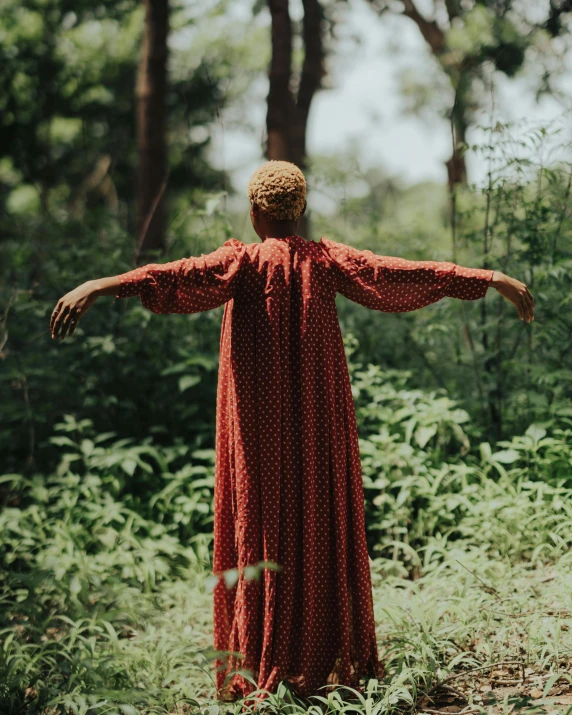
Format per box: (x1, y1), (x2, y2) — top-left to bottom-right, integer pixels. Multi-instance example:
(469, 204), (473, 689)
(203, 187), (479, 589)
(320, 237), (494, 313)
(114, 238), (247, 314)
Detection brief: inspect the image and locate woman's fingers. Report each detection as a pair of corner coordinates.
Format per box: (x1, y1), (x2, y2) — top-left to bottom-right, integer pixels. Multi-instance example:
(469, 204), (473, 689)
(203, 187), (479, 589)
(51, 298), (71, 337)
(524, 297), (533, 321)
(493, 273), (535, 323)
(69, 313), (80, 336)
(52, 302), (80, 339)
(523, 299), (530, 321)
(51, 283), (98, 340)
(59, 307), (78, 339)
(520, 287), (534, 322)
(50, 300), (63, 333)
(505, 279), (534, 323)
(522, 297), (531, 322)
(520, 290), (535, 322)
(526, 286), (534, 304)
(52, 304), (70, 338)
(525, 289), (535, 320)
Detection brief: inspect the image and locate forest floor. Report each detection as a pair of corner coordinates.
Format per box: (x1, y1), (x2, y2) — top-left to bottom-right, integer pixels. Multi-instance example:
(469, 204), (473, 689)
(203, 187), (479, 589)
(144, 547), (572, 714)
(7, 546), (572, 714)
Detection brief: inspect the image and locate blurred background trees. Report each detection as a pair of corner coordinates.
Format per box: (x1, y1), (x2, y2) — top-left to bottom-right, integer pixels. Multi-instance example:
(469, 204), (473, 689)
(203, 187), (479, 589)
(367, 0), (572, 189)
(2, 1), (572, 708)
(0, 0), (572, 715)
(2, 0), (572, 472)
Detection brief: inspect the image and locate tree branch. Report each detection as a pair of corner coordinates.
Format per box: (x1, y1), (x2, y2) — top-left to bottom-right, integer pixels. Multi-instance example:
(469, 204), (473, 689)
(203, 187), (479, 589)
(297, 0), (324, 122)
(401, 0), (445, 54)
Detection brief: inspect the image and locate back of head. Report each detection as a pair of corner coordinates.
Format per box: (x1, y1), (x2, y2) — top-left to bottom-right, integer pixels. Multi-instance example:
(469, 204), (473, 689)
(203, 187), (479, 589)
(247, 160), (307, 221)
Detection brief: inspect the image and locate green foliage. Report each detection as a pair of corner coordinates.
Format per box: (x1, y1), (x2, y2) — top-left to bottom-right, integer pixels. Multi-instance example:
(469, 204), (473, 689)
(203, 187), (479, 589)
(0, 0), (249, 223)
(0, 414), (214, 713)
(2, 0), (572, 705)
(345, 333), (572, 576)
(3, 335), (572, 712)
(4, 125), (572, 709)
(0, 206), (234, 475)
(0, 417), (211, 601)
(311, 122), (572, 442)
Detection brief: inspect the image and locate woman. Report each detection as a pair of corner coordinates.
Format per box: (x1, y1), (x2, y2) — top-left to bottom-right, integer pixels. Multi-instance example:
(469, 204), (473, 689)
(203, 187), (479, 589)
(50, 161), (534, 704)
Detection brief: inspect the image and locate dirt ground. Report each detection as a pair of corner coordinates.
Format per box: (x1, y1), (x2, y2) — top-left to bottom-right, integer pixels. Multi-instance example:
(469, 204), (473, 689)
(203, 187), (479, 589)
(418, 663), (572, 714)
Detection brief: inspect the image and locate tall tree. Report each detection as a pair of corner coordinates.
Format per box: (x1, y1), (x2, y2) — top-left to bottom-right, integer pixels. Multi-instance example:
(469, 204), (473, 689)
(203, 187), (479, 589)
(366, 0), (570, 189)
(135, 0), (169, 261)
(0, 0), (138, 219)
(266, 0), (325, 236)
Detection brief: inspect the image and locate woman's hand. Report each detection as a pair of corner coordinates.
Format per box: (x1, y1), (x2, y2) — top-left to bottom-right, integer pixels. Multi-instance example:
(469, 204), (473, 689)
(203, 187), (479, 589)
(50, 280), (99, 339)
(491, 270), (534, 323)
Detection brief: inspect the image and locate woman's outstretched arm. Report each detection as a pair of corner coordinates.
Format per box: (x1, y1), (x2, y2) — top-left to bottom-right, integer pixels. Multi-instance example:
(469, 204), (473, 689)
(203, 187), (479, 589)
(50, 239), (247, 340)
(320, 237), (535, 322)
(50, 276), (121, 339)
(489, 270), (534, 323)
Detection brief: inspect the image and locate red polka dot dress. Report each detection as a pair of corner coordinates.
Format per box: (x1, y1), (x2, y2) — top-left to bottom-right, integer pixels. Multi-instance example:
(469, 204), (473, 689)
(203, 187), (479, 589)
(115, 235), (493, 702)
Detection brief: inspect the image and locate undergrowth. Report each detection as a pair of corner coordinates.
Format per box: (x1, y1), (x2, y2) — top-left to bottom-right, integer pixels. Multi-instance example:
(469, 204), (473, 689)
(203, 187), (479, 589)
(3, 359), (572, 713)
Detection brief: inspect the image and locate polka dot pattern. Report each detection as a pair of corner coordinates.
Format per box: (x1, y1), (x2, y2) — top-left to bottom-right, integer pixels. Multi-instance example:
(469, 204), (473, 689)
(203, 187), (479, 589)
(319, 238), (494, 311)
(114, 235), (494, 704)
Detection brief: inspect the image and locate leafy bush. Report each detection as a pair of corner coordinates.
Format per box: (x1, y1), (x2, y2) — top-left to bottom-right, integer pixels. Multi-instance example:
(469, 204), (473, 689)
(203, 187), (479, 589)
(0, 409), (222, 714)
(315, 122), (572, 441)
(3, 337), (572, 712)
(346, 335), (572, 576)
(0, 209), (230, 477)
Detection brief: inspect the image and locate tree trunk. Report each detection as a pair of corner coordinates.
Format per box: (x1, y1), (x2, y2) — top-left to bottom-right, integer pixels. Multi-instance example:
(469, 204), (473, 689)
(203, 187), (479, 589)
(135, 0), (169, 262)
(446, 115), (467, 191)
(291, 0), (324, 169)
(266, 0), (295, 162)
(266, 0), (324, 238)
(367, 0), (470, 189)
(446, 72), (470, 190)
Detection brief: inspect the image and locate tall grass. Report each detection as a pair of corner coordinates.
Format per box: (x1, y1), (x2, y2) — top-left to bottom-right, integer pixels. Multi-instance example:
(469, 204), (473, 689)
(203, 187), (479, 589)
(3, 361), (572, 713)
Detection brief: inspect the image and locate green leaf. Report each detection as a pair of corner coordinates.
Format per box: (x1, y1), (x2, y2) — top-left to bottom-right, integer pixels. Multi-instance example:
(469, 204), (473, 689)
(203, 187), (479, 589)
(48, 436), (77, 448)
(179, 374), (201, 392)
(222, 569), (239, 589)
(243, 565), (259, 581)
(543, 673), (562, 698)
(525, 424), (547, 442)
(204, 575), (219, 592)
(118, 706), (138, 715)
(415, 425), (437, 449)
(491, 449), (520, 464)
(97, 527), (118, 549)
(0, 474), (23, 485)
(205, 192), (227, 215)
(81, 439), (95, 457)
(192, 448), (215, 461)
(122, 458), (138, 476)
(480, 441), (492, 462)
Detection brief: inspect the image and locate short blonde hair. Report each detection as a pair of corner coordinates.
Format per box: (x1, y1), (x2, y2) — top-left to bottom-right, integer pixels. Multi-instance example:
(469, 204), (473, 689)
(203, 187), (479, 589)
(247, 160), (306, 221)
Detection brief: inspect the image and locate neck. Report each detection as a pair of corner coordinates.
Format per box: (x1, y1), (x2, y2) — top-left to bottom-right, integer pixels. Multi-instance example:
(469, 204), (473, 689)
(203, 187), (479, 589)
(262, 221), (298, 240)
